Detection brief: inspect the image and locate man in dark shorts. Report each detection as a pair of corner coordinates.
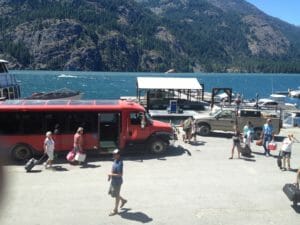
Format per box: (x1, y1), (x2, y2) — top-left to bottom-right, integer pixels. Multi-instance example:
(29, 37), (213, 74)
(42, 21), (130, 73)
(108, 149), (127, 216)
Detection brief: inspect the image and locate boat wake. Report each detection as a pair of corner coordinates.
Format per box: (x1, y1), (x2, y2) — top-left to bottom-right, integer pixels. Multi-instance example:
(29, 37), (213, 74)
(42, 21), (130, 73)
(58, 74), (77, 78)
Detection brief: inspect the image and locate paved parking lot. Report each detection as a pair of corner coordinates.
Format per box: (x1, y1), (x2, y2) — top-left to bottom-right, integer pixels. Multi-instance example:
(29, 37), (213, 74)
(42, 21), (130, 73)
(0, 128), (300, 225)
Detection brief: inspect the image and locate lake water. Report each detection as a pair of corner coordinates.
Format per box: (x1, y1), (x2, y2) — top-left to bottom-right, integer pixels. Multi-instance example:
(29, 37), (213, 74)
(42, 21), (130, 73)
(12, 70), (300, 106)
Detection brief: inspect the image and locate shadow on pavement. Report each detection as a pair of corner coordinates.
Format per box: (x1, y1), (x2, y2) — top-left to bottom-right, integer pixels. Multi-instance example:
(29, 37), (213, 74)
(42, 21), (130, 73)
(26, 169), (42, 173)
(51, 165), (68, 172)
(119, 208), (153, 223)
(4, 142), (193, 166)
(189, 141), (206, 146)
(125, 144), (192, 162)
(291, 204), (300, 214)
(241, 157), (256, 162)
(208, 132), (233, 139)
(251, 151), (266, 156)
(80, 163), (101, 169)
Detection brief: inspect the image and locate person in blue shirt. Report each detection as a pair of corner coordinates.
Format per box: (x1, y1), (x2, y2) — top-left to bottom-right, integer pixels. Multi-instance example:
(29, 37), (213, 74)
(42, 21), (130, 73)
(262, 119), (274, 156)
(108, 149), (127, 216)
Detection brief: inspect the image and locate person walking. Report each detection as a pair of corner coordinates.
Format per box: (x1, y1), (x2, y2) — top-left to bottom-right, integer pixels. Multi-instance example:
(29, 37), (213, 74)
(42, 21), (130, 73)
(183, 117), (193, 143)
(73, 127), (85, 164)
(229, 126), (241, 159)
(243, 121), (254, 147)
(261, 118), (274, 156)
(191, 118), (197, 143)
(43, 131), (55, 169)
(108, 149), (127, 216)
(74, 127), (84, 153)
(281, 134), (297, 171)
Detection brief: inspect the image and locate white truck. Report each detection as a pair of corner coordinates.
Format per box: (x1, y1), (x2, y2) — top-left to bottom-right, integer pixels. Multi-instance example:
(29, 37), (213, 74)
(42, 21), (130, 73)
(193, 108), (282, 139)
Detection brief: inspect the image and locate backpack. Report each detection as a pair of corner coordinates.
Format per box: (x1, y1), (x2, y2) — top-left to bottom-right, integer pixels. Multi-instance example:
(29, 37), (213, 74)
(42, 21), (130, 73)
(183, 119), (192, 131)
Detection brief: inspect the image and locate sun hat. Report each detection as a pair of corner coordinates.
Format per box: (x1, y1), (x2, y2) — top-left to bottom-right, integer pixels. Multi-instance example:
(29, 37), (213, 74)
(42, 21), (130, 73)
(113, 149), (120, 154)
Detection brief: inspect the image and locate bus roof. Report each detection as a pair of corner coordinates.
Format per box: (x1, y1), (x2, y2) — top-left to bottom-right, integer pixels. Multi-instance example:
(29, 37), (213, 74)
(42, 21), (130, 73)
(0, 99), (145, 112)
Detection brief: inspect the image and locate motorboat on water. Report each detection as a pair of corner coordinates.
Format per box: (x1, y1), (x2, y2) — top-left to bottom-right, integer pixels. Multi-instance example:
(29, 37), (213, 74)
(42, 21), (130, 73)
(25, 88), (83, 100)
(0, 59), (21, 100)
(289, 89), (300, 98)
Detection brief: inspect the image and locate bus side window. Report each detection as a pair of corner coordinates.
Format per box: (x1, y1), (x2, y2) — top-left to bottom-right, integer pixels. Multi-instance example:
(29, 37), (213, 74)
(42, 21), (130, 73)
(44, 112), (67, 134)
(0, 112), (21, 134)
(130, 113), (141, 125)
(22, 112), (42, 134)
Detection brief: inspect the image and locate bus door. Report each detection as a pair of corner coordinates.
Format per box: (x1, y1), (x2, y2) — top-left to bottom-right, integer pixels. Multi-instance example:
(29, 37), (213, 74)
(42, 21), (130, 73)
(98, 112), (120, 153)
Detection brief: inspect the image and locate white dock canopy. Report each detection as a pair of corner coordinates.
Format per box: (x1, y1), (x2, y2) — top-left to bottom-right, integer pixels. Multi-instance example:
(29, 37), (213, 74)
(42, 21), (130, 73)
(137, 77), (202, 90)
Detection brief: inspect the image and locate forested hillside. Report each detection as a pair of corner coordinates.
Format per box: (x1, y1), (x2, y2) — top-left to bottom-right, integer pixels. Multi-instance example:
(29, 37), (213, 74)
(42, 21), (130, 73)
(0, 0), (300, 72)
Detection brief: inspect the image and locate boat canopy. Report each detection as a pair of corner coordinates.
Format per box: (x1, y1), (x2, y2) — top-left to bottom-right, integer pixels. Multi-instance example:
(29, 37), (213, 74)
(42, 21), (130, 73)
(137, 77), (203, 90)
(136, 77), (205, 110)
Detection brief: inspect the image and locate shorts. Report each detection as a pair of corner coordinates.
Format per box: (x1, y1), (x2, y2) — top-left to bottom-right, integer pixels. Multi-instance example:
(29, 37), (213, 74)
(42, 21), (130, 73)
(46, 151), (54, 160)
(282, 151), (291, 158)
(108, 183), (121, 198)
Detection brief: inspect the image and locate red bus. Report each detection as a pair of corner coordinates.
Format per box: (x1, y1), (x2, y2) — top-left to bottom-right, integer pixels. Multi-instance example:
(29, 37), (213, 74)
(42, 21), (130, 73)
(0, 99), (175, 161)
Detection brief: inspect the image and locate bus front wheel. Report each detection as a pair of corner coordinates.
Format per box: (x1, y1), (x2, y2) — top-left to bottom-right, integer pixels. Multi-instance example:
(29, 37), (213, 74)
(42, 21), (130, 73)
(11, 144), (33, 161)
(149, 138), (166, 154)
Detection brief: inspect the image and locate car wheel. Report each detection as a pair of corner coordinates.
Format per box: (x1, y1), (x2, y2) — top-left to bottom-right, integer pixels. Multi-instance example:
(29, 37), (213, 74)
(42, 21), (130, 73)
(11, 144), (33, 161)
(149, 138), (166, 154)
(198, 125), (210, 136)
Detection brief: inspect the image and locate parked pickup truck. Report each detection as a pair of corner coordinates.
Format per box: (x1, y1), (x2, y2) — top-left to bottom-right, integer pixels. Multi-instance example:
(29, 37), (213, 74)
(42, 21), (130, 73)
(193, 108), (282, 139)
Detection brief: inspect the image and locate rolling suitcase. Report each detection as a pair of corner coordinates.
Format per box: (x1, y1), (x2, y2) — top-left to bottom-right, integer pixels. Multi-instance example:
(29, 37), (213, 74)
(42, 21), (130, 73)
(283, 183), (300, 206)
(24, 154), (46, 172)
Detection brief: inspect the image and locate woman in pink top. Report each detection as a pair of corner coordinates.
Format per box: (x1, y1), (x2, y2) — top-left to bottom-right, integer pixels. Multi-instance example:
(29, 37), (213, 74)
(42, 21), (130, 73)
(74, 127), (84, 153)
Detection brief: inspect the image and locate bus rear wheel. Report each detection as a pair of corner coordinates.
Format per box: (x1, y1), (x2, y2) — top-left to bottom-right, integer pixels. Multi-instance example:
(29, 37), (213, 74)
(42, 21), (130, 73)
(11, 144), (33, 161)
(149, 138), (166, 154)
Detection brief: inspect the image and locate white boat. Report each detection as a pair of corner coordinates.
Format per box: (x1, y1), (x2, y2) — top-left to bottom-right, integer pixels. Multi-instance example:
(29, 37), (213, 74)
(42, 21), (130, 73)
(164, 68), (175, 73)
(25, 88), (83, 100)
(289, 90), (300, 98)
(0, 59), (21, 100)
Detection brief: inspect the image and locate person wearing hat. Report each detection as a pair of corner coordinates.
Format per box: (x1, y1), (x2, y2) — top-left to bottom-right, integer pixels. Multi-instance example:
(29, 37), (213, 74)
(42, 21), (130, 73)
(43, 131), (55, 169)
(261, 118), (274, 156)
(281, 134), (298, 171)
(108, 149), (127, 216)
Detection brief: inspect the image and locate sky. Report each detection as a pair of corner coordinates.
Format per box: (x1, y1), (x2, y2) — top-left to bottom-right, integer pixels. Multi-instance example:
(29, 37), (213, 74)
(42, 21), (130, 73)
(246, 0), (300, 26)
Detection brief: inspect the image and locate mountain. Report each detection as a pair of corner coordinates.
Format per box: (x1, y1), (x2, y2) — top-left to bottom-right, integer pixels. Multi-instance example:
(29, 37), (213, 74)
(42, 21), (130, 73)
(0, 0), (300, 72)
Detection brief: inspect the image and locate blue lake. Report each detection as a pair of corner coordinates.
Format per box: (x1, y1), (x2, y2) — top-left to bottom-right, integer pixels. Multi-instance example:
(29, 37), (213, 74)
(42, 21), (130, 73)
(12, 70), (300, 106)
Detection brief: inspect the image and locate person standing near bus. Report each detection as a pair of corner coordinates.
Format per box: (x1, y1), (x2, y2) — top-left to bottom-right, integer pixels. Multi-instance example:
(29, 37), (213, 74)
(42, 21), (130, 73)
(108, 149), (127, 216)
(262, 118), (274, 156)
(44, 131), (55, 169)
(73, 127), (85, 164)
(74, 127), (84, 153)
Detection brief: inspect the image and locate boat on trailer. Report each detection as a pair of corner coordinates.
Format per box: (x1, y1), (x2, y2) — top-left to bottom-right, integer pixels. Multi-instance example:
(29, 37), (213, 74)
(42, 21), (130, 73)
(0, 59), (21, 100)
